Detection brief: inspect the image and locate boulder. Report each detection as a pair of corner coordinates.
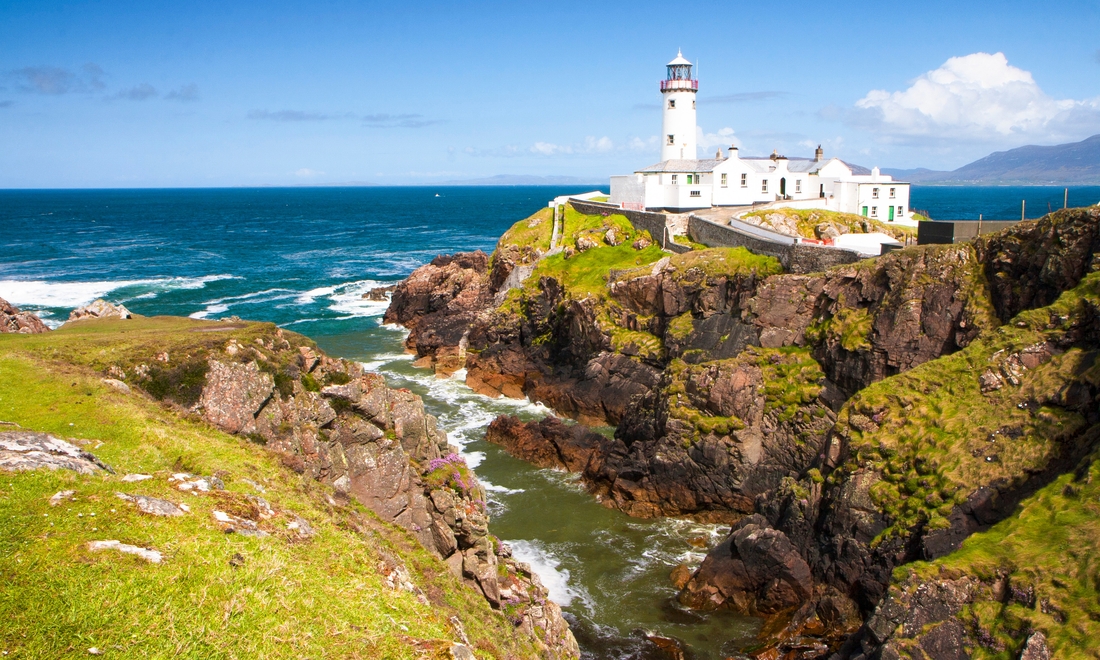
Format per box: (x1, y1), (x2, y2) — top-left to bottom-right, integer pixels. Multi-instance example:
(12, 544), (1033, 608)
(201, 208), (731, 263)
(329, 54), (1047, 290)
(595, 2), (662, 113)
(0, 431), (111, 474)
(0, 297), (49, 333)
(679, 515), (813, 615)
(199, 360), (274, 434)
(68, 299), (132, 322)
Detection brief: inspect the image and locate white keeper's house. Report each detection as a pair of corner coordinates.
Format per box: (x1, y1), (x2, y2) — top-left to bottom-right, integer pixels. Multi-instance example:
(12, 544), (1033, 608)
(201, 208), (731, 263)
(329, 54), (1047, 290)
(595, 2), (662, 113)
(610, 52), (913, 224)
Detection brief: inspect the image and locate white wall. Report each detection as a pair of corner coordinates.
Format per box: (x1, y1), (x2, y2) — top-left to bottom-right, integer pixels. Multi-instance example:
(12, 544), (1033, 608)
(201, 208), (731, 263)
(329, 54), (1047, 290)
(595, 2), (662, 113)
(661, 90), (698, 160)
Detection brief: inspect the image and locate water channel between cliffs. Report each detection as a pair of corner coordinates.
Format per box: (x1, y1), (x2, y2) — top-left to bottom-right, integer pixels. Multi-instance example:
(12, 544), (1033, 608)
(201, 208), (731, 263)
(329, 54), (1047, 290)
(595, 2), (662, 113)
(315, 325), (761, 660)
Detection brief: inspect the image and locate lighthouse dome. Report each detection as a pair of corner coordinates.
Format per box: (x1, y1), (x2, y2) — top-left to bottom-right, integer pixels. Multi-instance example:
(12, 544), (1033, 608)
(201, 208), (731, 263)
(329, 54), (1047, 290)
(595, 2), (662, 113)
(667, 50), (691, 66)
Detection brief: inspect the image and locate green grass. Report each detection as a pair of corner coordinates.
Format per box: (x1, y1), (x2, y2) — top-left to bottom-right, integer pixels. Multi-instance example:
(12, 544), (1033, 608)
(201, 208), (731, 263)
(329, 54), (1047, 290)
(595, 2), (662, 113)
(891, 449), (1100, 659)
(496, 207), (555, 253)
(529, 243), (666, 299)
(836, 272), (1100, 542)
(0, 319), (539, 659)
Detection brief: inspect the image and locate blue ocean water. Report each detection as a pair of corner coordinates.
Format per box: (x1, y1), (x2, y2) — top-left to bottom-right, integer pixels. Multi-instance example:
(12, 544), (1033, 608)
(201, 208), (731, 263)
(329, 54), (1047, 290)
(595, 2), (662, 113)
(909, 185), (1100, 220)
(2, 184), (1098, 658)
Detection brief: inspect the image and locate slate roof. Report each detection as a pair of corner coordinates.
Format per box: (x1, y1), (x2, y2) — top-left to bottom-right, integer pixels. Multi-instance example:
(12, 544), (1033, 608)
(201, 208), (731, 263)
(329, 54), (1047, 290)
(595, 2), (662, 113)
(636, 159), (724, 173)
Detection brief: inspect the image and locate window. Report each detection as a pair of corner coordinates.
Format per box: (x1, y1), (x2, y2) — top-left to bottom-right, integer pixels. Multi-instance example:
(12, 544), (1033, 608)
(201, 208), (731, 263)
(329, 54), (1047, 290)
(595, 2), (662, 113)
(721, 173), (727, 187)
(889, 187), (896, 199)
(898, 206), (905, 216)
(692, 99), (696, 109)
(667, 134), (675, 145)
(668, 99), (676, 109)
(761, 180), (768, 193)
(871, 206), (878, 217)
(741, 173), (748, 187)
(795, 179), (802, 194)
(671, 174), (678, 184)
(689, 190), (701, 197)
(872, 187), (879, 199)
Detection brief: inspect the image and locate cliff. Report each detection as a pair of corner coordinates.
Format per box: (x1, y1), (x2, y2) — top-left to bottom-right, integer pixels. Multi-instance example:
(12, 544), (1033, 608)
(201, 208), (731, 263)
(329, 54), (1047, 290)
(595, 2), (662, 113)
(385, 202), (1100, 657)
(0, 313), (577, 659)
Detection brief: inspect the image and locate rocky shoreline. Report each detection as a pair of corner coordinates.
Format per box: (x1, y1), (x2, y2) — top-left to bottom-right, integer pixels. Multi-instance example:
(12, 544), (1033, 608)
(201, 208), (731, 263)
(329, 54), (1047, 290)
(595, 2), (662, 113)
(383, 203), (1100, 658)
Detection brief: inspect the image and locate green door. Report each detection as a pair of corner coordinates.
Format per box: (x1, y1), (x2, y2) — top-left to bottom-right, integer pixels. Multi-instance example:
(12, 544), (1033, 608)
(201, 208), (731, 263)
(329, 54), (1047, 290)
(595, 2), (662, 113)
(888, 205), (894, 221)
(862, 206), (868, 217)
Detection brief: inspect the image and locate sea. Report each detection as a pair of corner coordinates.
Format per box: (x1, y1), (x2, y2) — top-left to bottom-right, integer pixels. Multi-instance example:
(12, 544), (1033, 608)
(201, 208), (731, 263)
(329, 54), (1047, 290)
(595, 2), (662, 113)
(2, 184), (1098, 659)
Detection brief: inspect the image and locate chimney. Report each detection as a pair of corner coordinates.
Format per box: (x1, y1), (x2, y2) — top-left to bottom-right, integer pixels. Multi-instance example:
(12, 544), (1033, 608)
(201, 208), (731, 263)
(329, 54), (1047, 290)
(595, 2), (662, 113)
(815, 144), (824, 161)
(716, 148), (723, 159)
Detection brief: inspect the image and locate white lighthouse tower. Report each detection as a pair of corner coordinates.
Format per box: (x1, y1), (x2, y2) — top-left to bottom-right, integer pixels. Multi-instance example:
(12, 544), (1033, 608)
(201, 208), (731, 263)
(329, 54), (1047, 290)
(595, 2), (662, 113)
(660, 50), (698, 161)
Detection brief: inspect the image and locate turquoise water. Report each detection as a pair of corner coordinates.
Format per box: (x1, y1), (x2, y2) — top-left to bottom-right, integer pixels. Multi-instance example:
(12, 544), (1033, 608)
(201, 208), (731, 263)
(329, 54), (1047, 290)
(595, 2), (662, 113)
(2, 185), (1097, 658)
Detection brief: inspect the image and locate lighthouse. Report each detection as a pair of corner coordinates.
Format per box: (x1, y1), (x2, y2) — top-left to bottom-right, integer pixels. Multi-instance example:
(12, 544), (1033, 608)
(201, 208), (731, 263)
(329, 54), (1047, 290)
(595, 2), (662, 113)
(660, 50), (698, 161)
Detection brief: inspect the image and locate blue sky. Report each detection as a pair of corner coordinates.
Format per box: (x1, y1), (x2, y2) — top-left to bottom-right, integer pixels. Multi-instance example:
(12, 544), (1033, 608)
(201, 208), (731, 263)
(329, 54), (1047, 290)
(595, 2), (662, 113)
(1, 0), (1099, 187)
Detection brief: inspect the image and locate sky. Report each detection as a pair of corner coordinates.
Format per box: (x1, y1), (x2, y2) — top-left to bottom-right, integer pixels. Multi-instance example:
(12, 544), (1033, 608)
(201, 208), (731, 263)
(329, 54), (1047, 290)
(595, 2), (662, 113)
(1, 0), (1099, 187)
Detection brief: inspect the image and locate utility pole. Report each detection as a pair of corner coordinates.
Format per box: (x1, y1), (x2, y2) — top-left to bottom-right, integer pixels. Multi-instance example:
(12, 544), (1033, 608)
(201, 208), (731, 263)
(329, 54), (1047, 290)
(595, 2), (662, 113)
(1065, 188), (1069, 209)
(1022, 200), (1026, 222)
(977, 213), (983, 237)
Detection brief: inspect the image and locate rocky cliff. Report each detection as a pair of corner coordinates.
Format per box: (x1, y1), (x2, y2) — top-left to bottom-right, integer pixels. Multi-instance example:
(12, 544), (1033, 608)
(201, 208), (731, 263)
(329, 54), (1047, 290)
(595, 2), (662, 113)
(386, 203), (1100, 658)
(1, 311), (577, 659)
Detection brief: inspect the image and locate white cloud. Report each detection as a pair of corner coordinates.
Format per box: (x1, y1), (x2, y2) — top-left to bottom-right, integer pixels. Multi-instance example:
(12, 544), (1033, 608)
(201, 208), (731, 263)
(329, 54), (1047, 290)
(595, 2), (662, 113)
(853, 52), (1100, 144)
(583, 136), (614, 152)
(529, 136), (614, 156)
(294, 168), (324, 177)
(697, 126), (740, 152)
(531, 141), (570, 155)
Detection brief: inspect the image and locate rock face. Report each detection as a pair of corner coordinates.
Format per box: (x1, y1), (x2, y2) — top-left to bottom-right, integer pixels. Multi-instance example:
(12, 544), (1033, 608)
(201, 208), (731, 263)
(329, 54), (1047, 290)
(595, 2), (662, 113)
(68, 299), (132, 322)
(386, 206), (1100, 657)
(105, 331), (577, 658)
(678, 514), (813, 615)
(0, 297), (49, 334)
(0, 431), (111, 474)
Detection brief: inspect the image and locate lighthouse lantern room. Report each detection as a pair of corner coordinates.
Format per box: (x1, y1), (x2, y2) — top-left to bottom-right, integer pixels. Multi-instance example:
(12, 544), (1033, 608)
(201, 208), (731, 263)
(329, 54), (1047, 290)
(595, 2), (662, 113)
(660, 50), (698, 161)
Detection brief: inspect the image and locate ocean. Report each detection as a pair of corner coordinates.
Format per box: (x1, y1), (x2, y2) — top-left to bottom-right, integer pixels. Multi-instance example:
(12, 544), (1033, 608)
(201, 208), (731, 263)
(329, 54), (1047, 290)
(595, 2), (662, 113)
(2, 184), (1097, 658)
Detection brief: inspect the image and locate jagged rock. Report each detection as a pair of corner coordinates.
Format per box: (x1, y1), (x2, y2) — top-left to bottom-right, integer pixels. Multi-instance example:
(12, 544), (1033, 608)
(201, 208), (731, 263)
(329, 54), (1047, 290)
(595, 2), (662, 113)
(1019, 632), (1051, 660)
(0, 297), (49, 333)
(632, 235), (652, 250)
(101, 378), (131, 393)
(604, 228), (623, 246)
(485, 415), (607, 472)
(575, 235), (598, 252)
(86, 540), (162, 563)
(49, 490), (76, 506)
(68, 299), (132, 322)
(0, 431), (110, 474)
(120, 473), (152, 482)
(679, 514), (813, 614)
(362, 284), (396, 301)
(199, 360), (274, 434)
(115, 491), (186, 517)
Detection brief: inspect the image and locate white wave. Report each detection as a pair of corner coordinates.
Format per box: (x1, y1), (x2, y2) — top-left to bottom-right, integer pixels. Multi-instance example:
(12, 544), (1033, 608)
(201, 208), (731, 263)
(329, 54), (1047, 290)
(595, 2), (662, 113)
(326, 279), (397, 318)
(0, 275), (236, 309)
(189, 303), (229, 320)
(295, 286), (336, 306)
(190, 288), (298, 320)
(507, 540), (585, 608)
(482, 482), (524, 495)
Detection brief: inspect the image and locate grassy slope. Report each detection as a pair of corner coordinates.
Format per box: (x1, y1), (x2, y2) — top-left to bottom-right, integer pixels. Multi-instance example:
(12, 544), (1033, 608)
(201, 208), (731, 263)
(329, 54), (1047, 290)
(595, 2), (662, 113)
(836, 274), (1100, 657)
(0, 318), (538, 659)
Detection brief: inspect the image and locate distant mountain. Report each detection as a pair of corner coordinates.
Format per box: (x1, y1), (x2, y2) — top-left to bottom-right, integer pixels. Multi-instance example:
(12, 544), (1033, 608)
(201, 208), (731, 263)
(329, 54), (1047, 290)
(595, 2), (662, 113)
(438, 174), (604, 186)
(884, 134), (1100, 185)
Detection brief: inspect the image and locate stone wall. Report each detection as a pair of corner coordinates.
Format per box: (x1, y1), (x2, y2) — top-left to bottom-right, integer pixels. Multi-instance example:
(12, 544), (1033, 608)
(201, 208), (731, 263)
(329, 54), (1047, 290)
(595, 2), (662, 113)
(569, 199), (864, 274)
(688, 215), (863, 274)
